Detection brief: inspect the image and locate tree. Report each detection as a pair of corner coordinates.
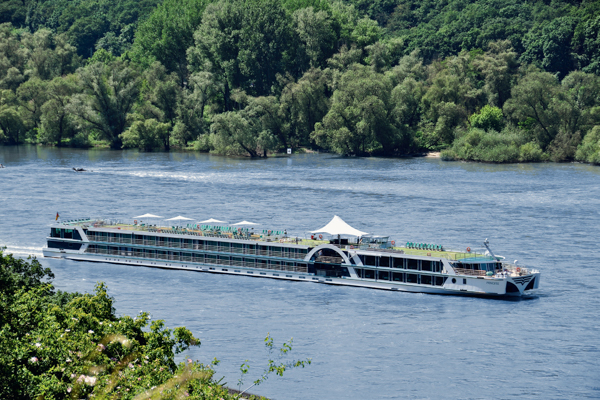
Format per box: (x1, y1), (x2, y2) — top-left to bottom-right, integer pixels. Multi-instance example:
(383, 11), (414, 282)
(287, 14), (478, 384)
(521, 17), (576, 79)
(67, 61), (140, 149)
(279, 68), (330, 147)
(137, 62), (182, 150)
(0, 23), (27, 91)
(189, 0), (298, 104)
(293, 7), (336, 69)
(576, 125), (600, 164)
(20, 29), (80, 80)
(472, 40), (519, 108)
(121, 118), (171, 151)
(311, 64), (404, 155)
(209, 111), (259, 157)
(132, 0), (211, 85)
(38, 75), (80, 146)
(16, 77), (48, 137)
(172, 71), (220, 148)
(469, 105), (504, 132)
(0, 89), (26, 144)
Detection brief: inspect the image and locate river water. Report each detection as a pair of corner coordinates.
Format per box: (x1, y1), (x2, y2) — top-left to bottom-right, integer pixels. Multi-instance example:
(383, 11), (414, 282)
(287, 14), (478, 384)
(1, 145), (599, 399)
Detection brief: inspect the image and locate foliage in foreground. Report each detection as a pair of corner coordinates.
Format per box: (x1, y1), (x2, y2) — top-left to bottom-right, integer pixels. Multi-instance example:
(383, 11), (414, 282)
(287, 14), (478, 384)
(0, 249), (310, 399)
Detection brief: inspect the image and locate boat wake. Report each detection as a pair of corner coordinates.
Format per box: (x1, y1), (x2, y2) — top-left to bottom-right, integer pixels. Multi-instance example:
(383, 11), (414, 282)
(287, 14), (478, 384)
(2, 245), (44, 258)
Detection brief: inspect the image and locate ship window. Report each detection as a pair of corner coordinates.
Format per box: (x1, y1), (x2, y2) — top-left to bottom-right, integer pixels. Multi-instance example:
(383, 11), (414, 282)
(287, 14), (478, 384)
(392, 257), (404, 268)
(270, 260), (281, 270)
(377, 270), (390, 281)
(392, 272), (404, 282)
(435, 277), (446, 286)
(406, 274), (418, 283)
(48, 240), (82, 250)
(421, 261), (432, 271)
(193, 253), (204, 262)
(364, 269), (375, 279)
(463, 278), (467, 284)
(257, 259), (268, 269)
(421, 275), (432, 285)
(206, 254), (218, 264)
(51, 228), (61, 237)
(380, 257), (390, 268)
(244, 258), (255, 267)
(364, 256), (377, 266)
(354, 268), (363, 278)
(433, 261), (441, 272)
(407, 259), (418, 270)
(218, 255), (229, 265)
(63, 229), (73, 239)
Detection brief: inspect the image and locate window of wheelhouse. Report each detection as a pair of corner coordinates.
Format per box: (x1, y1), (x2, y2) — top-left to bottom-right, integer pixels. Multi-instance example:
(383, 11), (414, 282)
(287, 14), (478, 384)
(51, 228), (61, 238)
(63, 229), (73, 239)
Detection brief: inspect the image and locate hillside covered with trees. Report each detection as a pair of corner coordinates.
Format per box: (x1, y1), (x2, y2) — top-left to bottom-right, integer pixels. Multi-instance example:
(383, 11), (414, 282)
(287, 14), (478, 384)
(1, 0), (600, 163)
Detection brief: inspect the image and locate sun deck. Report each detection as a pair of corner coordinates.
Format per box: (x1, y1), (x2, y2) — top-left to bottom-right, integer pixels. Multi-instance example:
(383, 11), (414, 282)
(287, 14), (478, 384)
(58, 218), (497, 263)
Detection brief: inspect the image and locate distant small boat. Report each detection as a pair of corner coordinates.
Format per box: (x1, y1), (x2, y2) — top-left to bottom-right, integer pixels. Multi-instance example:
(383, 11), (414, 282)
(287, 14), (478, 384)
(72, 167), (86, 172)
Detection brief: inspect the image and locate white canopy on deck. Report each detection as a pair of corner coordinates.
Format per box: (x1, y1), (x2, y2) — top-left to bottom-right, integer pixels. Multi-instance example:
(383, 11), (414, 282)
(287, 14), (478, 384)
(310, 215), (368, 237)
(133, 213), (163, 219)
(199, 218), (227, 224)
(165, 216), (194, 221)
(231, 220), (258, 226)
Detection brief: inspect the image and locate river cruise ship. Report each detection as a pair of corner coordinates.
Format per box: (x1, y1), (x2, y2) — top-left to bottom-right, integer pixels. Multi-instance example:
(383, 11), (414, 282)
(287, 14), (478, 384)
(42, 215), (540, 297)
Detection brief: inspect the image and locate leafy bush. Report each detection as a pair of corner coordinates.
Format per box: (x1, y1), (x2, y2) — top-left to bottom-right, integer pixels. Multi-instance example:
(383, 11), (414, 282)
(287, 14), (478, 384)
(441, 126), (528, 163)
(469, 105), (504, 132)
(576, 126), (600, 164)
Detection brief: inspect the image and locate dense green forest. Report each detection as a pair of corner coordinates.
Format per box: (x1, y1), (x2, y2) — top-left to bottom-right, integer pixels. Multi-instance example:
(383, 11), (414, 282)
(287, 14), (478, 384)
(0, 249), (309, 399)
(1, 0), (600, 163)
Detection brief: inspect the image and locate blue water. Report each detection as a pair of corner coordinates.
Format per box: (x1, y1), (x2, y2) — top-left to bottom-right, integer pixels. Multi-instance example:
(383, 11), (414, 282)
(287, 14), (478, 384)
(1, 146), (599, 399)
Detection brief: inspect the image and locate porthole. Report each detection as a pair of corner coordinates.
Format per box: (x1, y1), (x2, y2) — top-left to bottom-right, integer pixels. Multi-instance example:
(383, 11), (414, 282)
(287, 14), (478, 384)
(452, 278), (456, 284)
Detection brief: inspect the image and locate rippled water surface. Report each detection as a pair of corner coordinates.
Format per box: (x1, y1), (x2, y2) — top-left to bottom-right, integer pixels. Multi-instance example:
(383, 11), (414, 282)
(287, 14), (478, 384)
(1, 146), (599, 399)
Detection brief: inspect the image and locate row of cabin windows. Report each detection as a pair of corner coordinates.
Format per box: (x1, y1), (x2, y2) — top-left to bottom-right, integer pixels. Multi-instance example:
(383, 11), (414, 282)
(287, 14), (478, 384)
(455, 262), (502, 271)
(50, 228), (82, 240)
(86, 245), (308, 271)
(358, 255), (442, 272)
(48, 240), (83, 250)
(85, 232), (307, 258)
(354, 268), (446, 286)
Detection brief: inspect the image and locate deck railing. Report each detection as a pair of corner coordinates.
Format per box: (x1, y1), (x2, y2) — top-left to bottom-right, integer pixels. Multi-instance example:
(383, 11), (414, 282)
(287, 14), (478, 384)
(453, 268), (487, 277)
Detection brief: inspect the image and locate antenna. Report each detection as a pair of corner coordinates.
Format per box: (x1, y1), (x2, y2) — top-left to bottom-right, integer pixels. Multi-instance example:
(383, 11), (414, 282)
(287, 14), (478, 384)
(483, 238), (498, 260)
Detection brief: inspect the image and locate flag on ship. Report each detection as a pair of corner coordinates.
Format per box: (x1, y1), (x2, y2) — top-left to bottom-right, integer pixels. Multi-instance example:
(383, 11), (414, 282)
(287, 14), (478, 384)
(55, 212), (59, 221)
